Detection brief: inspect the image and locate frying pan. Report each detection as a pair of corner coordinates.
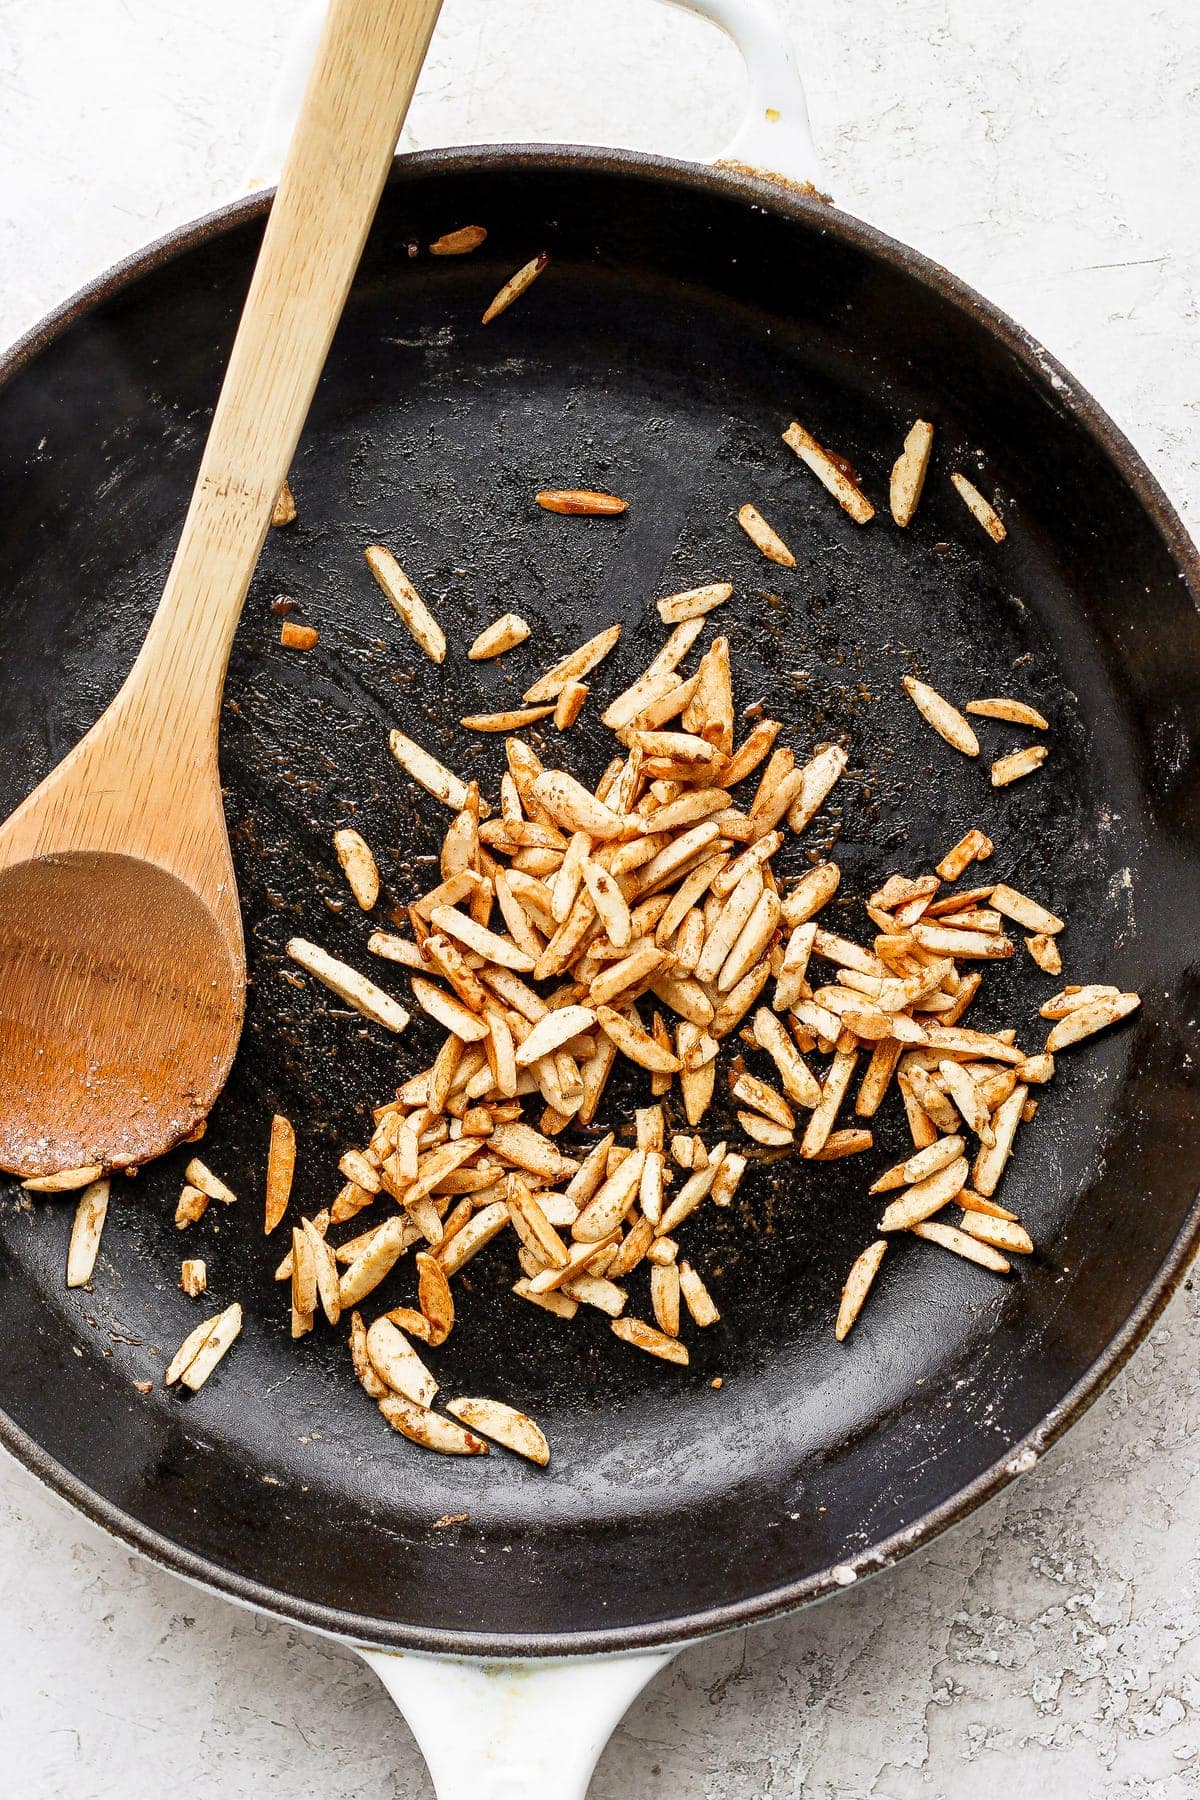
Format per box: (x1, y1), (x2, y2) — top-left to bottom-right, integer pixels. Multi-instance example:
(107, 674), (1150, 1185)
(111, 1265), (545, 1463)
(2, 1), (1199, 1793)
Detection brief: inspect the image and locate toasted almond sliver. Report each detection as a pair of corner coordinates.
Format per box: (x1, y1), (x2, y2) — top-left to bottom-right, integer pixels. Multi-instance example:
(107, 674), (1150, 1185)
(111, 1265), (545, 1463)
(461, 706), (555, 732)
(650, 1261), (681, 1337)
(410, 977), (489, 1044)
(554, 680), (589, 728)
(271, 478), (296, 527)
(513, 1276), (579, 1318)
(964, 697), (1048, 729)
(781, 862), (841, 930)
(536, 489), (628, 516)
(737, 503), (795, 567)
(350, 1310), (390, 1398)
(1025, 933), (1062, 975)
(184, 1158), (236, 1205)
(657, 582), (733, 623)
(835, 1239), (888, 1341)
(971, 1085), (1029, 1197)
(611, 1316), (689, 1365)
(506, 1173), (570, 1268)
(739, 1111), (793, 1146)
(596, 1005), (682, 1074)
(379, 1393), (489, 1455)
(303, 1217), (342, 1325)
(753, 1007), (822, 1109)
(364, 545), (446, 663)
(988, 883), (1063, 936)
(175, 1184), (208, 1228)
(179, 1258), (207, 1298)
(287, 937), (410, 1032)
(489, 1122), (578, 1180)
(582, 859), (633, 947)
(938, 1061), (995, 1145)
(338, 1215), (414, 1308)
(366, 1316), (438, 1406)
(165, 1311), (222, 1385)
(179, 1302), (243, 1391)
(721, 718), (781, 789)
(431, 904), (537, 973)
(783, 420), (875, 524)
(280, 619), (318, 650)
(786, 745), (848, 834)
(430, 223), (487, 255)
(513, 1005), (598, 1067)
(66, 1179), (110, 1288)
(264, 1113), (296, 1234)
(675, 1261), (718, 1328)
(388, 728), (479, 814)
(910, 922), (1013, 961)
(445, 1397), (549, 1465)
(731, 1070), (795, 1130)
(878, 1156), (970, 1231)
(870, 1135), (965, 1193)
(562, 1272), (627, 1315)
(482, 251), (549, 324)
(332, 828), (380, 911)
(889, 420), (934, 527)
(1016, 1052), (1055, 1084)
(468, 612), (530, 659)
(958, 1213), (1034, 1255)
(22, 1162), (104, 1193)
(1045, 992), (1140, 1053)
(366, 931), (428, 970)
(532, 770), (632, 841)
(1039, 984), (1122, 1020)
(800, 1047), (859, 1157)
(524, 624), (622, 703)
(950, 472), (1006, 543)
(911, 1220), (1011, 1274)
(572, 1149), (645, 1243)
(991, 745), (1048, 786)
(902, 676), (980, 757)
(935, 830), (994, 882)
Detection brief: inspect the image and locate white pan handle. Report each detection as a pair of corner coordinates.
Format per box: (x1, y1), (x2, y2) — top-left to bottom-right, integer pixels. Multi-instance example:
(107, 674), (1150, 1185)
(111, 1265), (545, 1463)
(359, 1647), (673, 1798)
(244, 0), (819, 195)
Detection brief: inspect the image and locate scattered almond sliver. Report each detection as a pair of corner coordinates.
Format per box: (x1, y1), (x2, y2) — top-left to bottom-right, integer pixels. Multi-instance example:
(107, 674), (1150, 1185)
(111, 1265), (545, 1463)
(889, 420), (933, 527)
(536, 490), (628, 516)
(783, 420), (875, 524)
(902, 676), (980, 757)
(482, 251), (549, 325)
(951, 472), (1006, 542)
(737, 503), (795, 567)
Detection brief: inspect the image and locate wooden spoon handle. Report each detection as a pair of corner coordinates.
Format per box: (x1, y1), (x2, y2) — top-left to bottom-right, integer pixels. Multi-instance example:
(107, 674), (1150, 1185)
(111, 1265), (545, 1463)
(127, 0), (443, 734)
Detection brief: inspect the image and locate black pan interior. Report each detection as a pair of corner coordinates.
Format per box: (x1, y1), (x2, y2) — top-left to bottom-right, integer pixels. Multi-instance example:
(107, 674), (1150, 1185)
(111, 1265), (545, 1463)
(1, 151), (1198, 1657)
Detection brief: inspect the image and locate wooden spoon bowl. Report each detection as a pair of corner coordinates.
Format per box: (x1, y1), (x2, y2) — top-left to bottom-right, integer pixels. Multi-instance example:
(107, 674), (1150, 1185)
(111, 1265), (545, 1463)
(0, 852), (243, 1177)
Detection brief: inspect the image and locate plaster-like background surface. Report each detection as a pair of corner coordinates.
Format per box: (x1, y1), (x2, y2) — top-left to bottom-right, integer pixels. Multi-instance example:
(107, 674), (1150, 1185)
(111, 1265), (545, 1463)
(0, 3), (1196, 1795)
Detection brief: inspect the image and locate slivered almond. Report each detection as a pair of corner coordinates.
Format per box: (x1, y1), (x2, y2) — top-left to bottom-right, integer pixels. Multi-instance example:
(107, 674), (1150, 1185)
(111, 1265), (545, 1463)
(911, 1220), (1011, 1273)
(959, 1213), (1034, 1255)
(950, 472), (1006, 543)
(965, 697), (1048, 729)
(890, 420), (933, 527)
(657, 582), (732, 623)
(902, 676), (980, 757)
(379, 1394), (489, 1455)
(786, 745), (848, 833)
(333, 829), (380, 910)
(783, 420), (875, 523)
(878, 1156), (970, 1231)
(365, 545), (445, 663)
(524, 624), (622, 702)
(66, 1180), (110, 1288)
(554, 680), (589, 728)
(537, 489), (627, 515)
(469, 614), (531, 660)
(178, 1302), (243, 1391)
(836, 1240), (888, 1340)
(936, 830), (994, 882)
(988, 884), (1063, 936)
(264, 1114), (296, 1234)
(971, 1085), (1029, 1197)
(482, 251), (548, 324)
(430, 224), (487, 255)
(1045, 992), (1140, 1052)
(388, 729), (475, 811)
(461, 705), (555, 732)
(611, 1316), (689, 1365)
(271, 478), (296, 527)
(1025, 933), (1062, 974)
(737, 503), (794, 567)
(446, 1397), (549, 1464)
(650, 1261), (681, 1336)
(991, 745), (1048, 786)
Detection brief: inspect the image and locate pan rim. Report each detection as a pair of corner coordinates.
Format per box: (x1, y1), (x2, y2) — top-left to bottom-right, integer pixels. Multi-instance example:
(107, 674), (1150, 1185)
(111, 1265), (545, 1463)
(1, 141), (1197, 1660)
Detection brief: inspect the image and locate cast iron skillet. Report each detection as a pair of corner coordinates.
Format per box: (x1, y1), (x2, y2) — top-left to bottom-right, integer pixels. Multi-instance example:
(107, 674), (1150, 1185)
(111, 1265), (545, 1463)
(1, 139), (1199, 1669)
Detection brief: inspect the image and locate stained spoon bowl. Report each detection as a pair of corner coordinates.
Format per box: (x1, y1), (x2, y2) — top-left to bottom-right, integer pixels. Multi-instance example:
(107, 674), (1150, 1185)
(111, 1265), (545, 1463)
(0, 851), (243, 1176)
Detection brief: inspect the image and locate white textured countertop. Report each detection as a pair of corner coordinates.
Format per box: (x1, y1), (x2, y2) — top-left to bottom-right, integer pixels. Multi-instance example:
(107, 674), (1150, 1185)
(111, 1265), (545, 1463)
(0, 3), (1197, 1795)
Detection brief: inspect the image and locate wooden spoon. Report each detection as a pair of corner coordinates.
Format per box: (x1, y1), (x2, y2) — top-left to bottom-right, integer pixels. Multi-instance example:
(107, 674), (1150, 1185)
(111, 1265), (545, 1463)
(0, 0), (443, 1177)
